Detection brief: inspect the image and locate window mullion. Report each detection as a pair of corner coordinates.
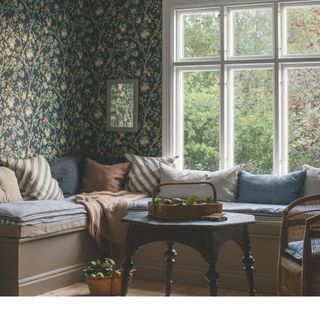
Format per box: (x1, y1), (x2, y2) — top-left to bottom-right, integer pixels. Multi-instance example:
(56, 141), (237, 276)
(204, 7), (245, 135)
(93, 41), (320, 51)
(273, 2), (281, 174)
(220, 6), (226, 169)
(277, 6), (289, 178)
(226, 67), (235, 169)
(176, 70), (184, 169)
(281, 67), (289, 175)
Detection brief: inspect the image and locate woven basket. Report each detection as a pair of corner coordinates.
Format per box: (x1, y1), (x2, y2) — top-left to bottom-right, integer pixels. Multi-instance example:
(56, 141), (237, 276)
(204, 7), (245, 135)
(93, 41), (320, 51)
(148, 182), (223, 220)
(86, 276), (123, 296)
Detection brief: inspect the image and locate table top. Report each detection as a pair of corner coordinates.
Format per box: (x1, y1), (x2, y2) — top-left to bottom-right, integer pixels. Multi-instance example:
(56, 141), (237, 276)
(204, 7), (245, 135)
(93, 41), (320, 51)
(122, 211), (255, 229)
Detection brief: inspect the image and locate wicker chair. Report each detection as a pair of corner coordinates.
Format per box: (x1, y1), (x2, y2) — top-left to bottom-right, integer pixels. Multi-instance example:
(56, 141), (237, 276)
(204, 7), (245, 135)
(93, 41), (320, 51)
(278, 194), (320, 296)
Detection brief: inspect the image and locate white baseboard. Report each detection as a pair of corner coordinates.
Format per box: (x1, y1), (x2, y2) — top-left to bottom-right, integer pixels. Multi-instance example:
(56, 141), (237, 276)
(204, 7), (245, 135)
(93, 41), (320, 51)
(0, 263), (86, 296)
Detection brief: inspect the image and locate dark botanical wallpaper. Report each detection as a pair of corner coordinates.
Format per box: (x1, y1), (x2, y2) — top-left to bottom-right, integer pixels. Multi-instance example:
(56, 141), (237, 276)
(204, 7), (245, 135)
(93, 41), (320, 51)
(0, 0), (162, 160)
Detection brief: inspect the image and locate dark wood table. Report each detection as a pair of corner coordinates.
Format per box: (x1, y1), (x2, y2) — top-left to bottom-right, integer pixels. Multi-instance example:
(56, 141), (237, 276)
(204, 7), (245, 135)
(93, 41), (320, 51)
(120, 211), (256, 296)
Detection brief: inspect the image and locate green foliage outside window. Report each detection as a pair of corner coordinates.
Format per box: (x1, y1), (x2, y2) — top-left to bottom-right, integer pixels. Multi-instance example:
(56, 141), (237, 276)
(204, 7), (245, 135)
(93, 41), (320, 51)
(183, 71), (220, 171)
(181, 7), (320, 173)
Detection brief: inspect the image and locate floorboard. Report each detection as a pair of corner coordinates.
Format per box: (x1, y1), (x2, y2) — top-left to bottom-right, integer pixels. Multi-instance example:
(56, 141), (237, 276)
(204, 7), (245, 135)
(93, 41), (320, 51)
(41, 278), (270, 296)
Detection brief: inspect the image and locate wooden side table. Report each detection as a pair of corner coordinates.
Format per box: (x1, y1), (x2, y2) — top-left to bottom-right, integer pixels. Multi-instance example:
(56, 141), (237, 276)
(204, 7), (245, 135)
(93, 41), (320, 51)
(120, 212), (256, 296)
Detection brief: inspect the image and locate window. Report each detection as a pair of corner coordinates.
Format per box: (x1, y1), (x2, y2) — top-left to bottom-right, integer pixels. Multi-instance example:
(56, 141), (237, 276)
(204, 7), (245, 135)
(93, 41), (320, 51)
(227, 6), (273, 58)
(182, 68), (220, 171)
(283, 65), (320, 171)
(282, 3), (320, 55)
(231, 66), (274, 173)
(163, 0), (320, 173)
(179, 10), (220, 59)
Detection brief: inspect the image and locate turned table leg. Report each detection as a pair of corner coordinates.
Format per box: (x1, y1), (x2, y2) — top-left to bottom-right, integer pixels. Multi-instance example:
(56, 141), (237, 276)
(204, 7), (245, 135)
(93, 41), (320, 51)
(164, 241), (177, 296)
(121, 253), (134, 296)
(206, 260), (219, 296)
(241, 226), (256, 296)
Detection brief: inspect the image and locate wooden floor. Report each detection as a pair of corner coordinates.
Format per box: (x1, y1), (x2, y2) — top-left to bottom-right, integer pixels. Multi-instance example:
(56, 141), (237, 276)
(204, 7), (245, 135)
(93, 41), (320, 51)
(41, 279), (269, 296)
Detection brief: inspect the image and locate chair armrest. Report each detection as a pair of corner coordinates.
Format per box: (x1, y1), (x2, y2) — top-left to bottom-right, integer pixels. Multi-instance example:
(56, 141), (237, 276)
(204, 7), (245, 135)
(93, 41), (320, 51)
(306, 213), (320, 226)
(302, 214), (320, 262)
(286, 195), (320, 211)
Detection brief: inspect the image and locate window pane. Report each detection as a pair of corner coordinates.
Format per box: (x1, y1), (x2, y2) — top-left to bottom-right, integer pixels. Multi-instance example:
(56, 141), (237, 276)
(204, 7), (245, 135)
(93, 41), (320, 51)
(285, 5), (320, 55)
(233, 68), (273, 173)
(183, 70), (220, 171)
(181, 11), (220, 58)
(230, 7), (273, 57)
(287, 67), (320, 171)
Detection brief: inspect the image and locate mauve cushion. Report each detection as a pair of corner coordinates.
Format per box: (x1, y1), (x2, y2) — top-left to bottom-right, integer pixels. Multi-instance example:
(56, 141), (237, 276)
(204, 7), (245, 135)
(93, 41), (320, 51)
(79, 153), (124, 179)
(81, 158), (131, 193)
(49, 154), (81, 197)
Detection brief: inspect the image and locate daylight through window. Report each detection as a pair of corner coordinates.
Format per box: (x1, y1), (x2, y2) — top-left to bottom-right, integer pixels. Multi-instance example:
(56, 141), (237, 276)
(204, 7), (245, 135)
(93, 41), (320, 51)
(164, 0), (320, 174)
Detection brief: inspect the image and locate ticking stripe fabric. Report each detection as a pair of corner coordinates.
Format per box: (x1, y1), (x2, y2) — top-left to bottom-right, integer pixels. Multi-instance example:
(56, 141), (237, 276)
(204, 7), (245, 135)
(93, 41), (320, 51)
(0, 155), (64, 200)
(124, 153), (178, 194)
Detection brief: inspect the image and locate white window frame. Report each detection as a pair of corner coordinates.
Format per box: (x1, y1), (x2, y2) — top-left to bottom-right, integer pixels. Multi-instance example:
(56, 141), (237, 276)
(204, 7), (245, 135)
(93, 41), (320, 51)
(162, 0), (320, 173)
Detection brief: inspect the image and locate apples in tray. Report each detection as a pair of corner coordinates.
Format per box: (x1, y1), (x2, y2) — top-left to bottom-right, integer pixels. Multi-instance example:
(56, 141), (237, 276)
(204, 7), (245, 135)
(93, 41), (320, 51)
(148, 194), (223, 220)
(154, 194), (217, 206)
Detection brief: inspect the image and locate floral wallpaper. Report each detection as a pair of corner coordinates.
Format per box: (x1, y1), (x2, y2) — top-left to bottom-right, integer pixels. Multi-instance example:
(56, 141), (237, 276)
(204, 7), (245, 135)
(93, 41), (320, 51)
(81, 0), (162, 158)
(0, 0), (162, 160)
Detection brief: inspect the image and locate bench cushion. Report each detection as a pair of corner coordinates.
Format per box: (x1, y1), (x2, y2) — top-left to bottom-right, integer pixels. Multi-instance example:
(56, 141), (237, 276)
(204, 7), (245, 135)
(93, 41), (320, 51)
(0, 197), (87, 239)
(128, 197), (286, 222)
(0, 215), (87, 238)
(0, 197), (86, 223)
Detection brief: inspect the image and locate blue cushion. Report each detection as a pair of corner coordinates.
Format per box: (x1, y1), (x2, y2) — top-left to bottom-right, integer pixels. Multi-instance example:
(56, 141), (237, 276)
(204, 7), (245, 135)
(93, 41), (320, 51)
(237, 170), (306, 205)
(49, 154), (81, 197)
(285, 240), (320, 260)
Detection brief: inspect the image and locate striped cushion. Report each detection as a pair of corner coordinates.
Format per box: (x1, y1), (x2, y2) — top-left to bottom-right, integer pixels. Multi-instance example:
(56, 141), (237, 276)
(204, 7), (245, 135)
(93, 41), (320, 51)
(0, 156), (64, 200)
(125, 154), (177, 194)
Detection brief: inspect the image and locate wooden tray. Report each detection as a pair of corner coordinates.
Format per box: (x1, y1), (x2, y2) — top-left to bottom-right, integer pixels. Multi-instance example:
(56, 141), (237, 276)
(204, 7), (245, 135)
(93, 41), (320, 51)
(148, 182), (223, 220)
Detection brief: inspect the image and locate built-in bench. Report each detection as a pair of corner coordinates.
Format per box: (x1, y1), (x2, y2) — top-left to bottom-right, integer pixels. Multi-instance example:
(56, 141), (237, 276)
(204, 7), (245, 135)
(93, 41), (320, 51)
(1, 154), (316, 295)
(0, 198), (102, 295)
(0, 197), (283, 295)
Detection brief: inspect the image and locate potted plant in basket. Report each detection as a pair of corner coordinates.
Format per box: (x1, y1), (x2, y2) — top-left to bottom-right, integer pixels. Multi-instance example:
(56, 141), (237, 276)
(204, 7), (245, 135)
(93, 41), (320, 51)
(83, 258), (135, 296)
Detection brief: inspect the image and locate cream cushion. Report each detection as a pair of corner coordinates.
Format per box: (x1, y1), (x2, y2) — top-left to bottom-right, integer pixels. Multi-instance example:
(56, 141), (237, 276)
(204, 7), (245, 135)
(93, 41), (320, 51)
(303, 165), (320, 196)
(0, 167), (23, 203)
(158, 164), (245, 202)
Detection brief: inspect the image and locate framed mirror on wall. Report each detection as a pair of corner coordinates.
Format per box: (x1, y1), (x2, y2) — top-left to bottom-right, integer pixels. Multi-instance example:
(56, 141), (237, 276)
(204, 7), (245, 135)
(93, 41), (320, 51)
(106, 79), (138, 132)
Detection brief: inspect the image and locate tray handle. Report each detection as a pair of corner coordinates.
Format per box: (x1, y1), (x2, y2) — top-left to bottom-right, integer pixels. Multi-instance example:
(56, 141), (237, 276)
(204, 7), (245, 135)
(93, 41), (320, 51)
(151, 182), (218, 214)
